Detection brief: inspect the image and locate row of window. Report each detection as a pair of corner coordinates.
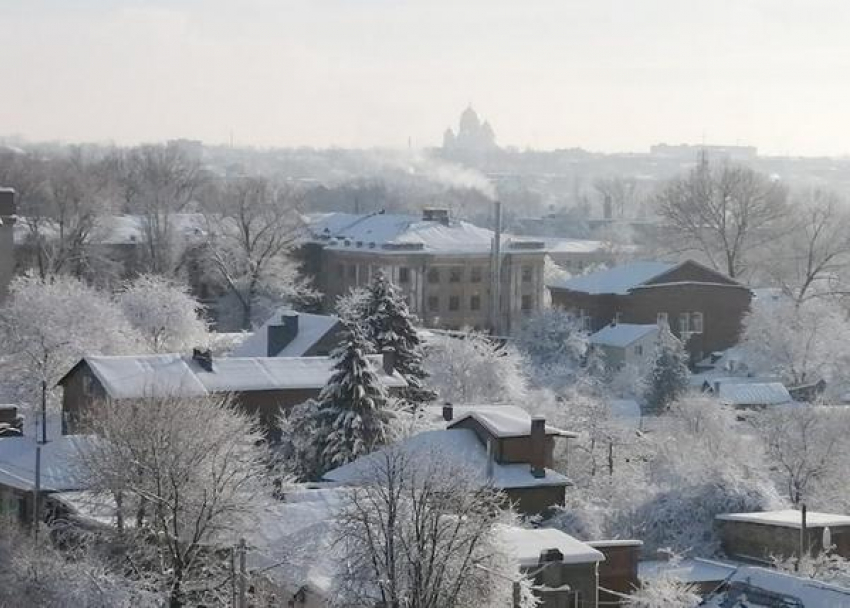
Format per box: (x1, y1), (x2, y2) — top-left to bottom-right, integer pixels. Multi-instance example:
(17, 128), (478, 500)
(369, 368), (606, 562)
(335, 263), (535, 285)
(426, 294), (534, 313)
(657, 311), (704, 335)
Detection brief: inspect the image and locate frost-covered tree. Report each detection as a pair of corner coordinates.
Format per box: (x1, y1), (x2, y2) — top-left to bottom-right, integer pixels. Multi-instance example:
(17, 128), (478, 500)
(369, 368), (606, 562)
(78, 394), (270, 607)
(655, 156), (787, 279)
(625, 573), (700, 608)
(740, 296), (850, 388)
(0, 520), (157, 607)
(362, 271), (435, 404)
(515, 308), (588, 388)
(424, 329), (528, 404)
(643, 324), (690, 414)
(332, 446), (535, 608)
(336, 286), (371, 324)
(116, 274), (210, 353)
(756, 405), (850, 505)
(116, 144), (204, 276)
(0, 275), (139, 406)
(202, 175), (312, 329)
(311, 321), (391, 476)
(774, 551), (850, 588)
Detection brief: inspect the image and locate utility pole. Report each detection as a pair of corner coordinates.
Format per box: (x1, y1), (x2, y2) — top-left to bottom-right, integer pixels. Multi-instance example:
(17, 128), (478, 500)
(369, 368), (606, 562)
(32, 445), (41, 540)
(41, 379), (47, 444)
(238, 538), (247, 608)
(800, 503), (808, 570)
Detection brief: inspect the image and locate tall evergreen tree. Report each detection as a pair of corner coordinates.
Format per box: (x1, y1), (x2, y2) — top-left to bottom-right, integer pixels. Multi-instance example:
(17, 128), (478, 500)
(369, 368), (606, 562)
(643, 324), (690, 415)
(364, 271), (436, 404)
(312, 320), (391, 475)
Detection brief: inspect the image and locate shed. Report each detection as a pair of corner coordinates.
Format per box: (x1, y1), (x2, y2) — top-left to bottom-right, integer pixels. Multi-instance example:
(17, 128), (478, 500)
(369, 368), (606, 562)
(716, 509), (850, 562)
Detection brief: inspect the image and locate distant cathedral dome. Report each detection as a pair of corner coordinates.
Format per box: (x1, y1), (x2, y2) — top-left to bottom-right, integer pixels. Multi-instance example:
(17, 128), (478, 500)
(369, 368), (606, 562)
(442, 106), (498, 152)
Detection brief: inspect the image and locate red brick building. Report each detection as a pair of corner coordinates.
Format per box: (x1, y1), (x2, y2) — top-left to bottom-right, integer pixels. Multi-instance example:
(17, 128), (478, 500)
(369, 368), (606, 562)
(548, 260), (752, 361)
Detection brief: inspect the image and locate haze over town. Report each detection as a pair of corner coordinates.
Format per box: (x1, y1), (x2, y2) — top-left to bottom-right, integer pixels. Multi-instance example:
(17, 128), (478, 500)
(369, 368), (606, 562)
(4, 0), (850, 155)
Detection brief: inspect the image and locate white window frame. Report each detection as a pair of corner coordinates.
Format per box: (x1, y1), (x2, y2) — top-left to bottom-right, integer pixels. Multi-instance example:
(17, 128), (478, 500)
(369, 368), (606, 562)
(691, 312), (704, 334)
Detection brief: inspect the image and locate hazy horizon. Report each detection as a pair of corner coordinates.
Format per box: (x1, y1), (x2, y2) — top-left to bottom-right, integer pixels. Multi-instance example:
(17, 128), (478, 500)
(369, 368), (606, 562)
(4, 0), (850, 156)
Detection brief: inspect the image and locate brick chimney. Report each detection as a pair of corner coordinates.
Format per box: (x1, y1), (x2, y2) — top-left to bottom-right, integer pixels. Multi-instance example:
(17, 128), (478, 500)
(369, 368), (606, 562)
(192, 348), (214, 372)
(422, 208), (450, 226)
(267, 312), (299, 356)
(530, 416), (546, 478)
(382, 348), (397, 375)
(442, 402), (454, 421)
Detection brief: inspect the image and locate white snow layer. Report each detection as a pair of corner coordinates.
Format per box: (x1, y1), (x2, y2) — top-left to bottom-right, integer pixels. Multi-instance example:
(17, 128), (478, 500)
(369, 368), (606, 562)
(589, 323), (659, 347)
(231, 309), (339, 358)
(497, 525), (604, 566)
(0, 434), (97, 492)
(77, 353), (406, 399)
(323, 428), (571, 490)
(716, 509), (850, 529)
(548, 261), (674, 294)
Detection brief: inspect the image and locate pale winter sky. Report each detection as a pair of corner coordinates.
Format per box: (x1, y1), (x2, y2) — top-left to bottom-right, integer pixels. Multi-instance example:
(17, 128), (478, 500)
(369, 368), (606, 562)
(2, 0), (850, 155)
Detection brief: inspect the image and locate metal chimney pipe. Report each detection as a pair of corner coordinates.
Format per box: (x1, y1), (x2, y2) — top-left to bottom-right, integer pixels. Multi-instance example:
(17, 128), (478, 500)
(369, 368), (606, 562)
(490, 201), (502, 335)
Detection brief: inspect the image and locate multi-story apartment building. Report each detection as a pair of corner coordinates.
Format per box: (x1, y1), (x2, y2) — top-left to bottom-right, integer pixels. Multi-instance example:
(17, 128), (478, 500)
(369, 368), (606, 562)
(0, 188), (16, 302)
(299, 209), (547, 334)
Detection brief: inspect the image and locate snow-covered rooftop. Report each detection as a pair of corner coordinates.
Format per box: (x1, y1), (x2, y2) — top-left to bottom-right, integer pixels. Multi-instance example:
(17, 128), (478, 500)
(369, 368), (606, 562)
(703, 566), (850, 608)
(439, 405), (576, 438)
(590, 323), (658, 347)
(0, 435), (96, 492)
(548, 261), (674, 294)
(638, 558), (737, 584)
(65, 353), (406, 398)
(543, 238), (606, 255)
(230, 309), (339, 358)
(716, 509), (850, 529)
(497, 525), (604, 567)
(717, 382), (792, 406)
(305, 212), (545, 255)
(323, 428), (571, 490)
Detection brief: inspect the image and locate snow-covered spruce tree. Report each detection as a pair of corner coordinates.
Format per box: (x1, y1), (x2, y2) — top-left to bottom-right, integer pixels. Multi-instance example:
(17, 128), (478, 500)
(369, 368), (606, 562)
(312, 321), (391, 476)
(363, 271), (435, 404)
(643, 323), (690, 415)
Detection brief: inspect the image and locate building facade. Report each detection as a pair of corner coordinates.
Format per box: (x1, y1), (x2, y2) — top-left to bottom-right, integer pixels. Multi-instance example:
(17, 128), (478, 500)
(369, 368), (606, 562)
(300, 210), (547, 334)
(549, 260), (752, 361)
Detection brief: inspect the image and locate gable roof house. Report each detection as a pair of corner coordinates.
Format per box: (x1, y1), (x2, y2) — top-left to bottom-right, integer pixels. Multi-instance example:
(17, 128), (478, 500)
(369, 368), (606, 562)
(230, 309), (343, 358)
(548, 260), (752, 362)
(58, 350), (407, 438)
(324, 404), (577, 516)
(298, 210), (548, 334)
(589, 323), (659, 371)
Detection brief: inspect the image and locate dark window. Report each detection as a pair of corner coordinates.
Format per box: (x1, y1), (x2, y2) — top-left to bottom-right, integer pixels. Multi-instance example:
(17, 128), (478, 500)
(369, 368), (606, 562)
(427, 268), (440, 284)
(398, 267), (410, 283)
(449, 268), (463, 283)
(428, 295), (440, 311)
(521, 295), (533, 311)
(348, 264), (356, 279)
(337, 264), (344, 278)
(470, 295), (481, 310)
(522, 265), (533, 283)
(471, 267), (483, 283)
(449, 295), (460, 311)
(635, 345), (643, 356)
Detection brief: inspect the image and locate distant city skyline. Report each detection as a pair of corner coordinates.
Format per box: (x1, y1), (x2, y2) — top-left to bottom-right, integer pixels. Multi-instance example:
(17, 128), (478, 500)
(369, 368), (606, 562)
(3, 0), (850, 156)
